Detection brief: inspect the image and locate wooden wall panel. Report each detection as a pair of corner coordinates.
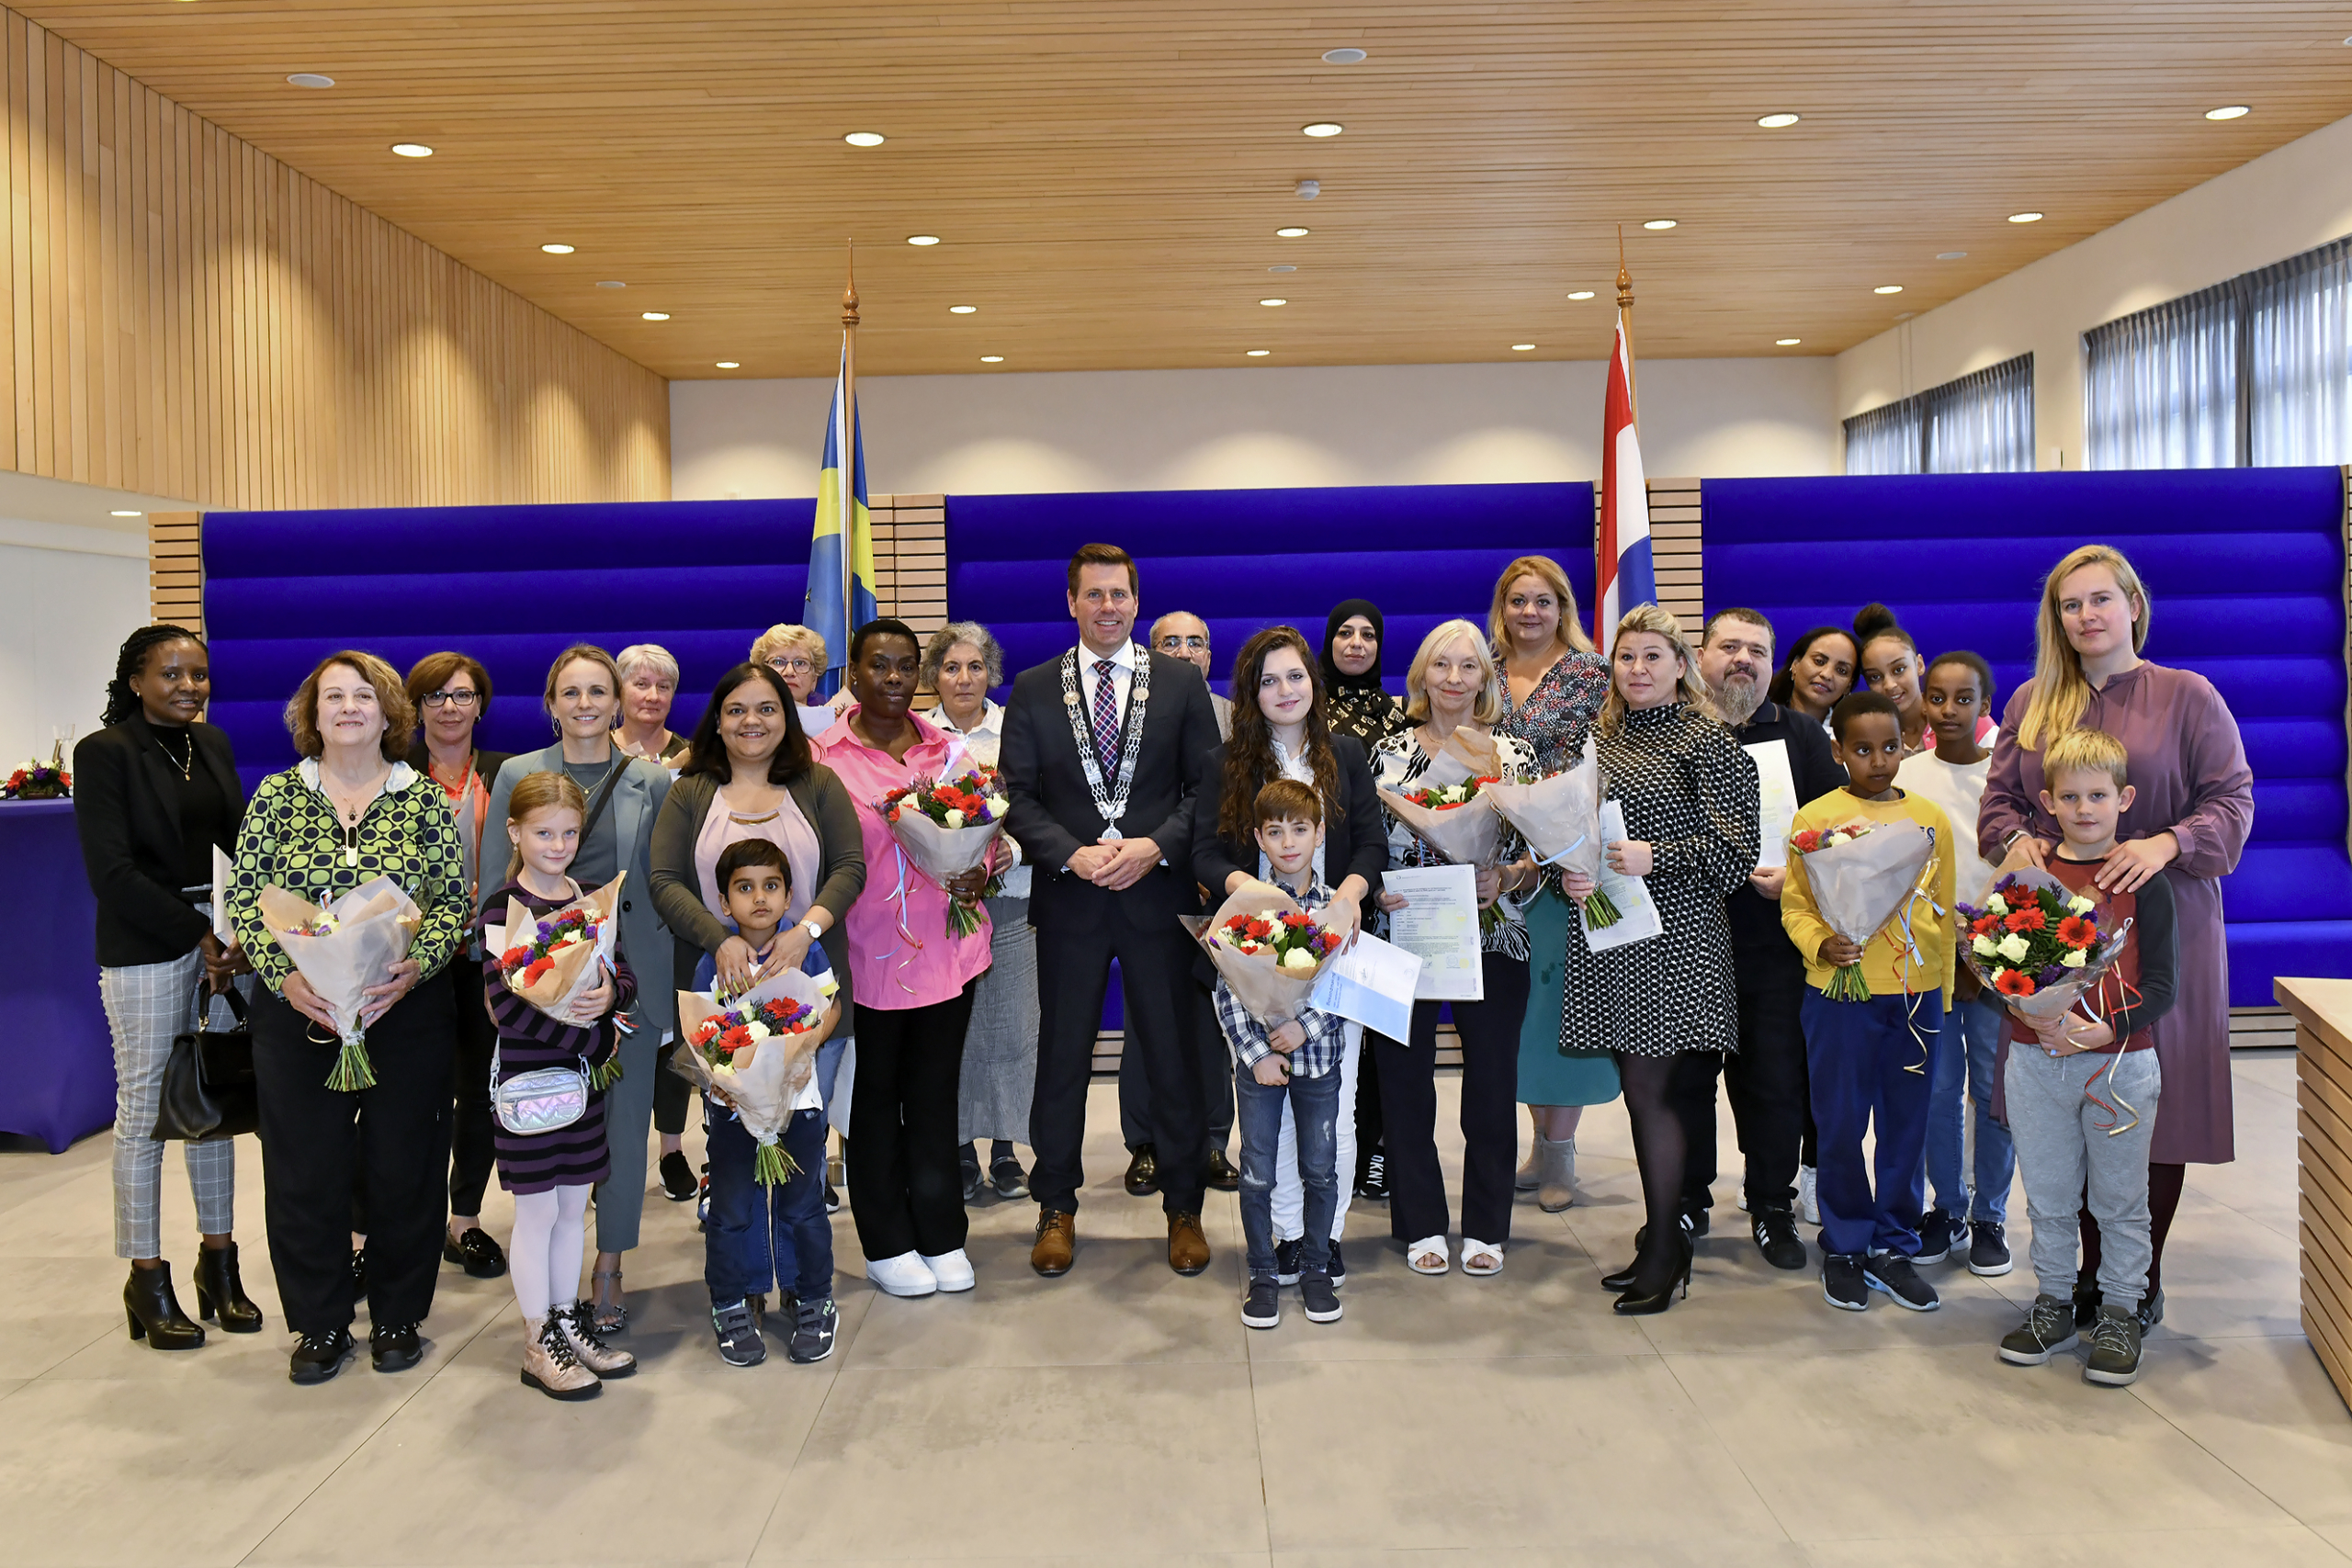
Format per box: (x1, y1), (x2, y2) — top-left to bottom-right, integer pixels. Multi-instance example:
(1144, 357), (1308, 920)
(0, 8), (665, 514)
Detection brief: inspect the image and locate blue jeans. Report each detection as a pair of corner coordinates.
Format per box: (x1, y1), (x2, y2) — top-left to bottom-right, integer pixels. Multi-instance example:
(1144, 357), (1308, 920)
(1804, 987), (1940, 1258)
(1925, 993), (2016, 1223)
(1235, 1062), (1341, 1281)
(703, 1100), (831, 1305)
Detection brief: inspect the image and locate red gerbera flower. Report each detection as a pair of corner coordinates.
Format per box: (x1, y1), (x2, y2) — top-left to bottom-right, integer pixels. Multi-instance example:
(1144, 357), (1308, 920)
(1790, 829), (1820, 853)
(1244, 918), (1272, 940)
(1994, 969), (2037, 998)
(2057, 915), (2098, 950)
(2005, 907), (2046, 933)
(1970, 915), (2000, 938)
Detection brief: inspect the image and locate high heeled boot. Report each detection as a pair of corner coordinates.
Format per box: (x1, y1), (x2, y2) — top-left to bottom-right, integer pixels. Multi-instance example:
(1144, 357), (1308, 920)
(124, 1261), (206, 1349)
(193, 1242), (266, 1333)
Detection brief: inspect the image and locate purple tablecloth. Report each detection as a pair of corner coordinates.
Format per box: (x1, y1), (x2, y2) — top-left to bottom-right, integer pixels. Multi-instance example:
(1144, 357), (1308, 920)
(0, 799), (115, 1151)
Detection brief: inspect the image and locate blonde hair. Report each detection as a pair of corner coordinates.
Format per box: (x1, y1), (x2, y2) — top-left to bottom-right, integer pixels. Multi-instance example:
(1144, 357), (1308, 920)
(2042, 728), (2131, 791)
(750, 623), (826, 669)
(1402, 619), (1505, 725)
(1598, 604), (1719, 736)
(503, 770), (588, 880)
(1487, 555), (1596, 658)
(2018, 545), (2152, 751)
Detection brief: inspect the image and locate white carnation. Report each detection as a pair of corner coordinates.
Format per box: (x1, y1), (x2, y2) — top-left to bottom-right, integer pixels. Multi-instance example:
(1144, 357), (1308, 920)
(744, 1020), (772, 1042)
(1973, 934), (1997, 957)
(943, 808), (966, 829)
(2067, 895), (2095, 915)
(2061, 948), (2088, 968)
(1281, 948), (1317, 972)
(1996, 932), (2030, 963)
(1986, 893), (2008, 915)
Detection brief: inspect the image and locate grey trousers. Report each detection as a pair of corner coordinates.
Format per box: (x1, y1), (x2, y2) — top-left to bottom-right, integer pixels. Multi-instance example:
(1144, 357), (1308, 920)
(2004, 1044), (2162, 1307)
(101, 951), (237, 1258)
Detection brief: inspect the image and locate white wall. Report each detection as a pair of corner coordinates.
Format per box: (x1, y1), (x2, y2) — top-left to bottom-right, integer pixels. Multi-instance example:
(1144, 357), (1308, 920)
(0, 520), (150, 767)
(1837, 111), (2352, 468)
(672, 356), (1838, 500)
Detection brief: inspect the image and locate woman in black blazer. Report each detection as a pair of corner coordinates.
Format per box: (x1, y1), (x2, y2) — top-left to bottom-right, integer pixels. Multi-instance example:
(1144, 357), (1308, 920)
(402, 651), (514, 1281)
(71, 625), (259, 1349)
(1192, 625), (1386, 1280)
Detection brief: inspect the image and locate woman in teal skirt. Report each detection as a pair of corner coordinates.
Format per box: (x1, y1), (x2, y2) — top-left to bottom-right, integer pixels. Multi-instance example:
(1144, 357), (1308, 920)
(1490, 557), (1618, 1212)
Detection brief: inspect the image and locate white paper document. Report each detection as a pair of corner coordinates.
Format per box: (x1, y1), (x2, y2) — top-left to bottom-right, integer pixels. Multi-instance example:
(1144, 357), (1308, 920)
(210, 845), (235, 945)
(1744, 739), (1799, 868)
(1578, 800), (1665, 953)
(1309, 931), (1422, 1041)
(1381, 863), (1484, 1001)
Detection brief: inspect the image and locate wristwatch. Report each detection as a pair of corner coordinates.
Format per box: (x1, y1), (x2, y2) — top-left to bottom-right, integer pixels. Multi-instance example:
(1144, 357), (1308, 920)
(801, 919), (824, 943)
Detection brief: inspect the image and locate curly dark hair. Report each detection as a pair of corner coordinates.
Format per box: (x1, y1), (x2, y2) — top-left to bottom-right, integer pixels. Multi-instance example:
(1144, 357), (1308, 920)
(1216, 626), (1341, 847)
(101, 625), (205, 727)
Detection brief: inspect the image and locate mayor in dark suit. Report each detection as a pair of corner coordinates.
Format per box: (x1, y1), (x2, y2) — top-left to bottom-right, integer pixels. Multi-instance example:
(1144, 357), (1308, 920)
(1001, 542), (1222, 1279)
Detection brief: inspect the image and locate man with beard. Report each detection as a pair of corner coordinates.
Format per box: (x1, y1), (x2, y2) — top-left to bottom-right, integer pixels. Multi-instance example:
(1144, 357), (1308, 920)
(1677, 608), (1846, 1269)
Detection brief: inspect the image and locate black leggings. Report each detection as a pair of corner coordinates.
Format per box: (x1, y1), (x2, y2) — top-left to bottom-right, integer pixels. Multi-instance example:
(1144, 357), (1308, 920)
(1615, 1052), (1690, 1295)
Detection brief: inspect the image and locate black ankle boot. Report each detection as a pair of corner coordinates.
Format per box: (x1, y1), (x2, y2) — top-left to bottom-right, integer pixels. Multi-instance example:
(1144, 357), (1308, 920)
(194, 1243), (265, 1333)
(124, 1262), (206, 1349)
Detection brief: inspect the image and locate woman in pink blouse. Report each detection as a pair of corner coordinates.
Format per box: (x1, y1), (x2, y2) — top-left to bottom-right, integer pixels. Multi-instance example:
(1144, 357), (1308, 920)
(1980, 544), (2254, 1333)
(812, 619), (996, 1299)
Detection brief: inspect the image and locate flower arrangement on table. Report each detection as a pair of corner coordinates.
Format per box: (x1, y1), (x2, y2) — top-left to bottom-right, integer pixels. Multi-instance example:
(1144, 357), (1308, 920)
(1, 759), (71, 799)
(880, 764), (1009, 938)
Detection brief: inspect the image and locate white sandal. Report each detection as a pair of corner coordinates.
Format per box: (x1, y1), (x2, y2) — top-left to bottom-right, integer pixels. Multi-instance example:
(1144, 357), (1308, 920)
(1406, 1235), (1451, 1275)
(1461, 1238), (1505, 1276)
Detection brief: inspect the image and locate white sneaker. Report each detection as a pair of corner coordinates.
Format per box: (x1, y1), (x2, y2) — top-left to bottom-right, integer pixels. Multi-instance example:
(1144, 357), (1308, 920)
(1736, 1163), (1750, 1213)
(866, 1250), (938, 1297)
(922, 1248), (976, 1292)
(1797, 1165), (1821, 1226)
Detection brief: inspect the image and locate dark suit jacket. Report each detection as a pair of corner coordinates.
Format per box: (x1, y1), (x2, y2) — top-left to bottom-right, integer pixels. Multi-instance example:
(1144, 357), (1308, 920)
(1191, 735), (1388, 904)
(1001, 646), (1219, 932)
(1726, 699), (1847, 957)
(72, 713), (246, 967)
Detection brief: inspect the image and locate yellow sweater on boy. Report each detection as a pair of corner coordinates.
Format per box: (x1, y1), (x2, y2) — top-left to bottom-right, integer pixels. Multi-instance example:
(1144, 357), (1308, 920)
(1780, 789), (1957, 998)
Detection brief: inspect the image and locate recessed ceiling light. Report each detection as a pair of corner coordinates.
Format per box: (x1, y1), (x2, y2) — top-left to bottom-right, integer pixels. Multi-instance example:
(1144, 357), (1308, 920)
(1260, 298), (1288, 307)
(906, 234), (941, 246)
(390, 143), (434, 158)
(1757, 112), (1800, 128)
(1873, 285), (1904, 294)
(2205, 105), (2250, 120)
(979, 355), (1004, 363)
(539, 243), (574, 254)
(948, 304), (978, 313)
(1246, 348), (1272, 356)
(1275, 226), (1310, 238)
(1267, 264), (1296, 273)
(1642, 219), (1677, 231)
(595, 280), (626, 288)
(1775, 337), (1802, 346)
(1937, 251), (1969, 260)
(1567, 289), (1596, 300)
(715, 361), (740, 368)
(287, 73), (334, 89)
(1302, 122), (1344, 138)
(843, 131), (887, 146)
(1321, 47), (1367, 63)
(110, 509), (142, 517)
(640, 311), (670, 321)
(1510, 344), (1536, 351)
(2007, 211), (2044, 223)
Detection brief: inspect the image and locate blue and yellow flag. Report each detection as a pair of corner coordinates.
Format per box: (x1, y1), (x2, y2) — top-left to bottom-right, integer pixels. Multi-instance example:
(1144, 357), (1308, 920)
(805, 343), (876, 699)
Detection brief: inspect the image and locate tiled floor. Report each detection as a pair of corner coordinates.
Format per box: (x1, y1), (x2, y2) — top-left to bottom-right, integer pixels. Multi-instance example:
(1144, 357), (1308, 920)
(2, 1050), (2346, 1567)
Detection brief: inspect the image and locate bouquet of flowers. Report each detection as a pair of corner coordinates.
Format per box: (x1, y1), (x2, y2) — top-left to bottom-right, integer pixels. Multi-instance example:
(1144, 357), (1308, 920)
(880, 764), (1008, 938)
(2, 758), (70, 799)
(1181, 885), (1347, 1029)
(669, 969), (838, 1184)
(1957, 870), (2135, 1025)
(257, 876), (422, 1090)
(1789, 819), (1939, 1001)
(484, 874), (627, 1086)
(1482, 737), (1622, 927)
(1377, 730), (1507, 870)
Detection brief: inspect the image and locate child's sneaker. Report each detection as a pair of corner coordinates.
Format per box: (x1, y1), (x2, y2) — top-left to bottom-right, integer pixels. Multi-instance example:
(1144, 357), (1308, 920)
(787, 1295), (838, 1363)
(2084, 1302), (2143, 1386)
(1913, 1208), (1966, 1265)
(712, 1298), (765, 1367)
(1240, 1277), (1281, 1329)
(1863, 1252), (1940, 1312)
(1822, 1253), (1870, 1312)
(1326, 1239), (1347, 1288)
(1997, 1294), (2080, 1364)
(1272, 1238), (1304, 1287)
(1968, 1220), (2013, 1276)
(1300, 1271), (1343, 1324)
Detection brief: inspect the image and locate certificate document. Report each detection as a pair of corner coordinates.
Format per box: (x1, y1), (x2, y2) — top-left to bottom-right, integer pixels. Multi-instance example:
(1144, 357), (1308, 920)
(1745, 739), (1799, 869)
(1381, 863), (1484, 1001)
(1310, 931), (1422, 1042)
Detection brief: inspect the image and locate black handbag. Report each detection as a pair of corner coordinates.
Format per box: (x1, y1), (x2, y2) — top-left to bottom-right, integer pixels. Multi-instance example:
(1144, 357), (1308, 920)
(152, 982), (258, 1142)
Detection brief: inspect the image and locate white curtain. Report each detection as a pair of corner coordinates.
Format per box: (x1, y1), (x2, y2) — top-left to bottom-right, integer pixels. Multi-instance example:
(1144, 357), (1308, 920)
(1844, 354), (2032, 475)
(2246, 237), (2352, 467)
(1844, 399), (1922, 475)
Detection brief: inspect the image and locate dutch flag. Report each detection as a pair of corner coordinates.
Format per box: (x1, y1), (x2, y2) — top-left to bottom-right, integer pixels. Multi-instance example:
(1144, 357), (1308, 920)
(1594, 310), (1656, 644)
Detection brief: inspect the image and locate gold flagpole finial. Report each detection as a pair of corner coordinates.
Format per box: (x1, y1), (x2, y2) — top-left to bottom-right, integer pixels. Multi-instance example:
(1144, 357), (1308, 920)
(1616, 224), (1634, 310)
(843, 239), (860, 327)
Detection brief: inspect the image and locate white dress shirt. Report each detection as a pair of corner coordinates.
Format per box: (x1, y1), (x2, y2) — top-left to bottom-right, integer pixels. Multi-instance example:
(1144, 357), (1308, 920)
(1075, 637), (1139, 731)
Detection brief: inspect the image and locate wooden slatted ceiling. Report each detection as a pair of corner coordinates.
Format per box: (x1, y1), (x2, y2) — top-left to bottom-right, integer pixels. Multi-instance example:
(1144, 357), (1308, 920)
(14, 2), (2349, 381)
(0, 7), (665, 511)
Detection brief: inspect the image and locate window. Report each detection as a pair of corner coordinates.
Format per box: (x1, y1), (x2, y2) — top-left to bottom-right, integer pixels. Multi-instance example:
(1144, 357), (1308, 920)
(1842, 355), (2035, 475)
(2084, 233), (2352, 468)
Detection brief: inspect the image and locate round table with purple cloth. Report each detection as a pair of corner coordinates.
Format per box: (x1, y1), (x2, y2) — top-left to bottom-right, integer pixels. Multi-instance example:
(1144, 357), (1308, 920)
(0, 799), (116, 1151)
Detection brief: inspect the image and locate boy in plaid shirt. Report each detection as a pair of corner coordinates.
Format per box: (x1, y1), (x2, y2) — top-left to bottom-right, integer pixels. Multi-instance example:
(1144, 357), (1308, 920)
(1219, 779), (1351, 1330)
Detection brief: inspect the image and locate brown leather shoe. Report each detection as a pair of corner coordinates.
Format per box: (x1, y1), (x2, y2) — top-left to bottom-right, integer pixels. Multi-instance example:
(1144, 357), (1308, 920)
(1032, 1209), (1077, 1277)
(1168, 1211), (1212, 1276)
(1124, 1145), (1159, 1197)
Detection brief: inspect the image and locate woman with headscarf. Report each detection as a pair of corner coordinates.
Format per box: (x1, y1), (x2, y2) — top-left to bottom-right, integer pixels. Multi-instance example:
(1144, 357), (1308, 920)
(1319, 600), (1403, 1199)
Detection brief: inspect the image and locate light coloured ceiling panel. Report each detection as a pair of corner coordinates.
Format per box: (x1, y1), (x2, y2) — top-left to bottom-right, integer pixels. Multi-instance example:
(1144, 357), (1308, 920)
(16, 2), (2352, 378)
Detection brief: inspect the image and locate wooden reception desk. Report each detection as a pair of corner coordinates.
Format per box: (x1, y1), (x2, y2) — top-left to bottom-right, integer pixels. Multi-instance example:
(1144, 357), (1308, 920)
(2278, 976), (2352, 1407)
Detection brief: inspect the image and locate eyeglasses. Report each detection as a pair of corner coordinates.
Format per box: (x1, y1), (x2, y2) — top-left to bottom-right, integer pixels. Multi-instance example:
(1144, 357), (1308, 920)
(422, 689), (479, 708)
(1157, 635), (1209, 651)
(766, 656), (815, 674)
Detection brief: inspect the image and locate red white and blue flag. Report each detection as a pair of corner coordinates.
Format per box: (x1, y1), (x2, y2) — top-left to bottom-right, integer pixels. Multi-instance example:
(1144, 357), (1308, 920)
(1594, 308), (1655, 643)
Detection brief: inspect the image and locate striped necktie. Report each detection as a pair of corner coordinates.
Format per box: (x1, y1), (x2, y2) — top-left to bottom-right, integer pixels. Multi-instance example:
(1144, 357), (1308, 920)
(1091, 659), (1121, 772)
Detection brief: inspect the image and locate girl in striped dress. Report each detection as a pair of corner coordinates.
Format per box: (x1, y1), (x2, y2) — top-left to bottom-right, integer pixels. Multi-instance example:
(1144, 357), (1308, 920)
(480, 771), (639, 1399)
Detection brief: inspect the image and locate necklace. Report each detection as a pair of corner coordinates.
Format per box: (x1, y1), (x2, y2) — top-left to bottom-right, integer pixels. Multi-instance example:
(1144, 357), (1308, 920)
(153, 728), (193, 782)
(429, 750), (473, 792)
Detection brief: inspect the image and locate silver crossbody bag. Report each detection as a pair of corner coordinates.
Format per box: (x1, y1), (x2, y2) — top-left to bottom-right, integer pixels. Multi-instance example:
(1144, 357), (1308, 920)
(492, 1041), (590, 1136)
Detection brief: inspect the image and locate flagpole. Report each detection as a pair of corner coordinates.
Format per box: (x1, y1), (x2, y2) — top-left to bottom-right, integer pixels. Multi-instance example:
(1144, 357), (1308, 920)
(1615, 223), (1638, 429)
(841, 239), (859, 644)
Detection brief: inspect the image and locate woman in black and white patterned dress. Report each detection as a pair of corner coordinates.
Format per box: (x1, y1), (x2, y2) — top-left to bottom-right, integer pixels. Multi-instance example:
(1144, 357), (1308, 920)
(1369, 618), (1541, 1279)
(1560, 604), (1758, 1314)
